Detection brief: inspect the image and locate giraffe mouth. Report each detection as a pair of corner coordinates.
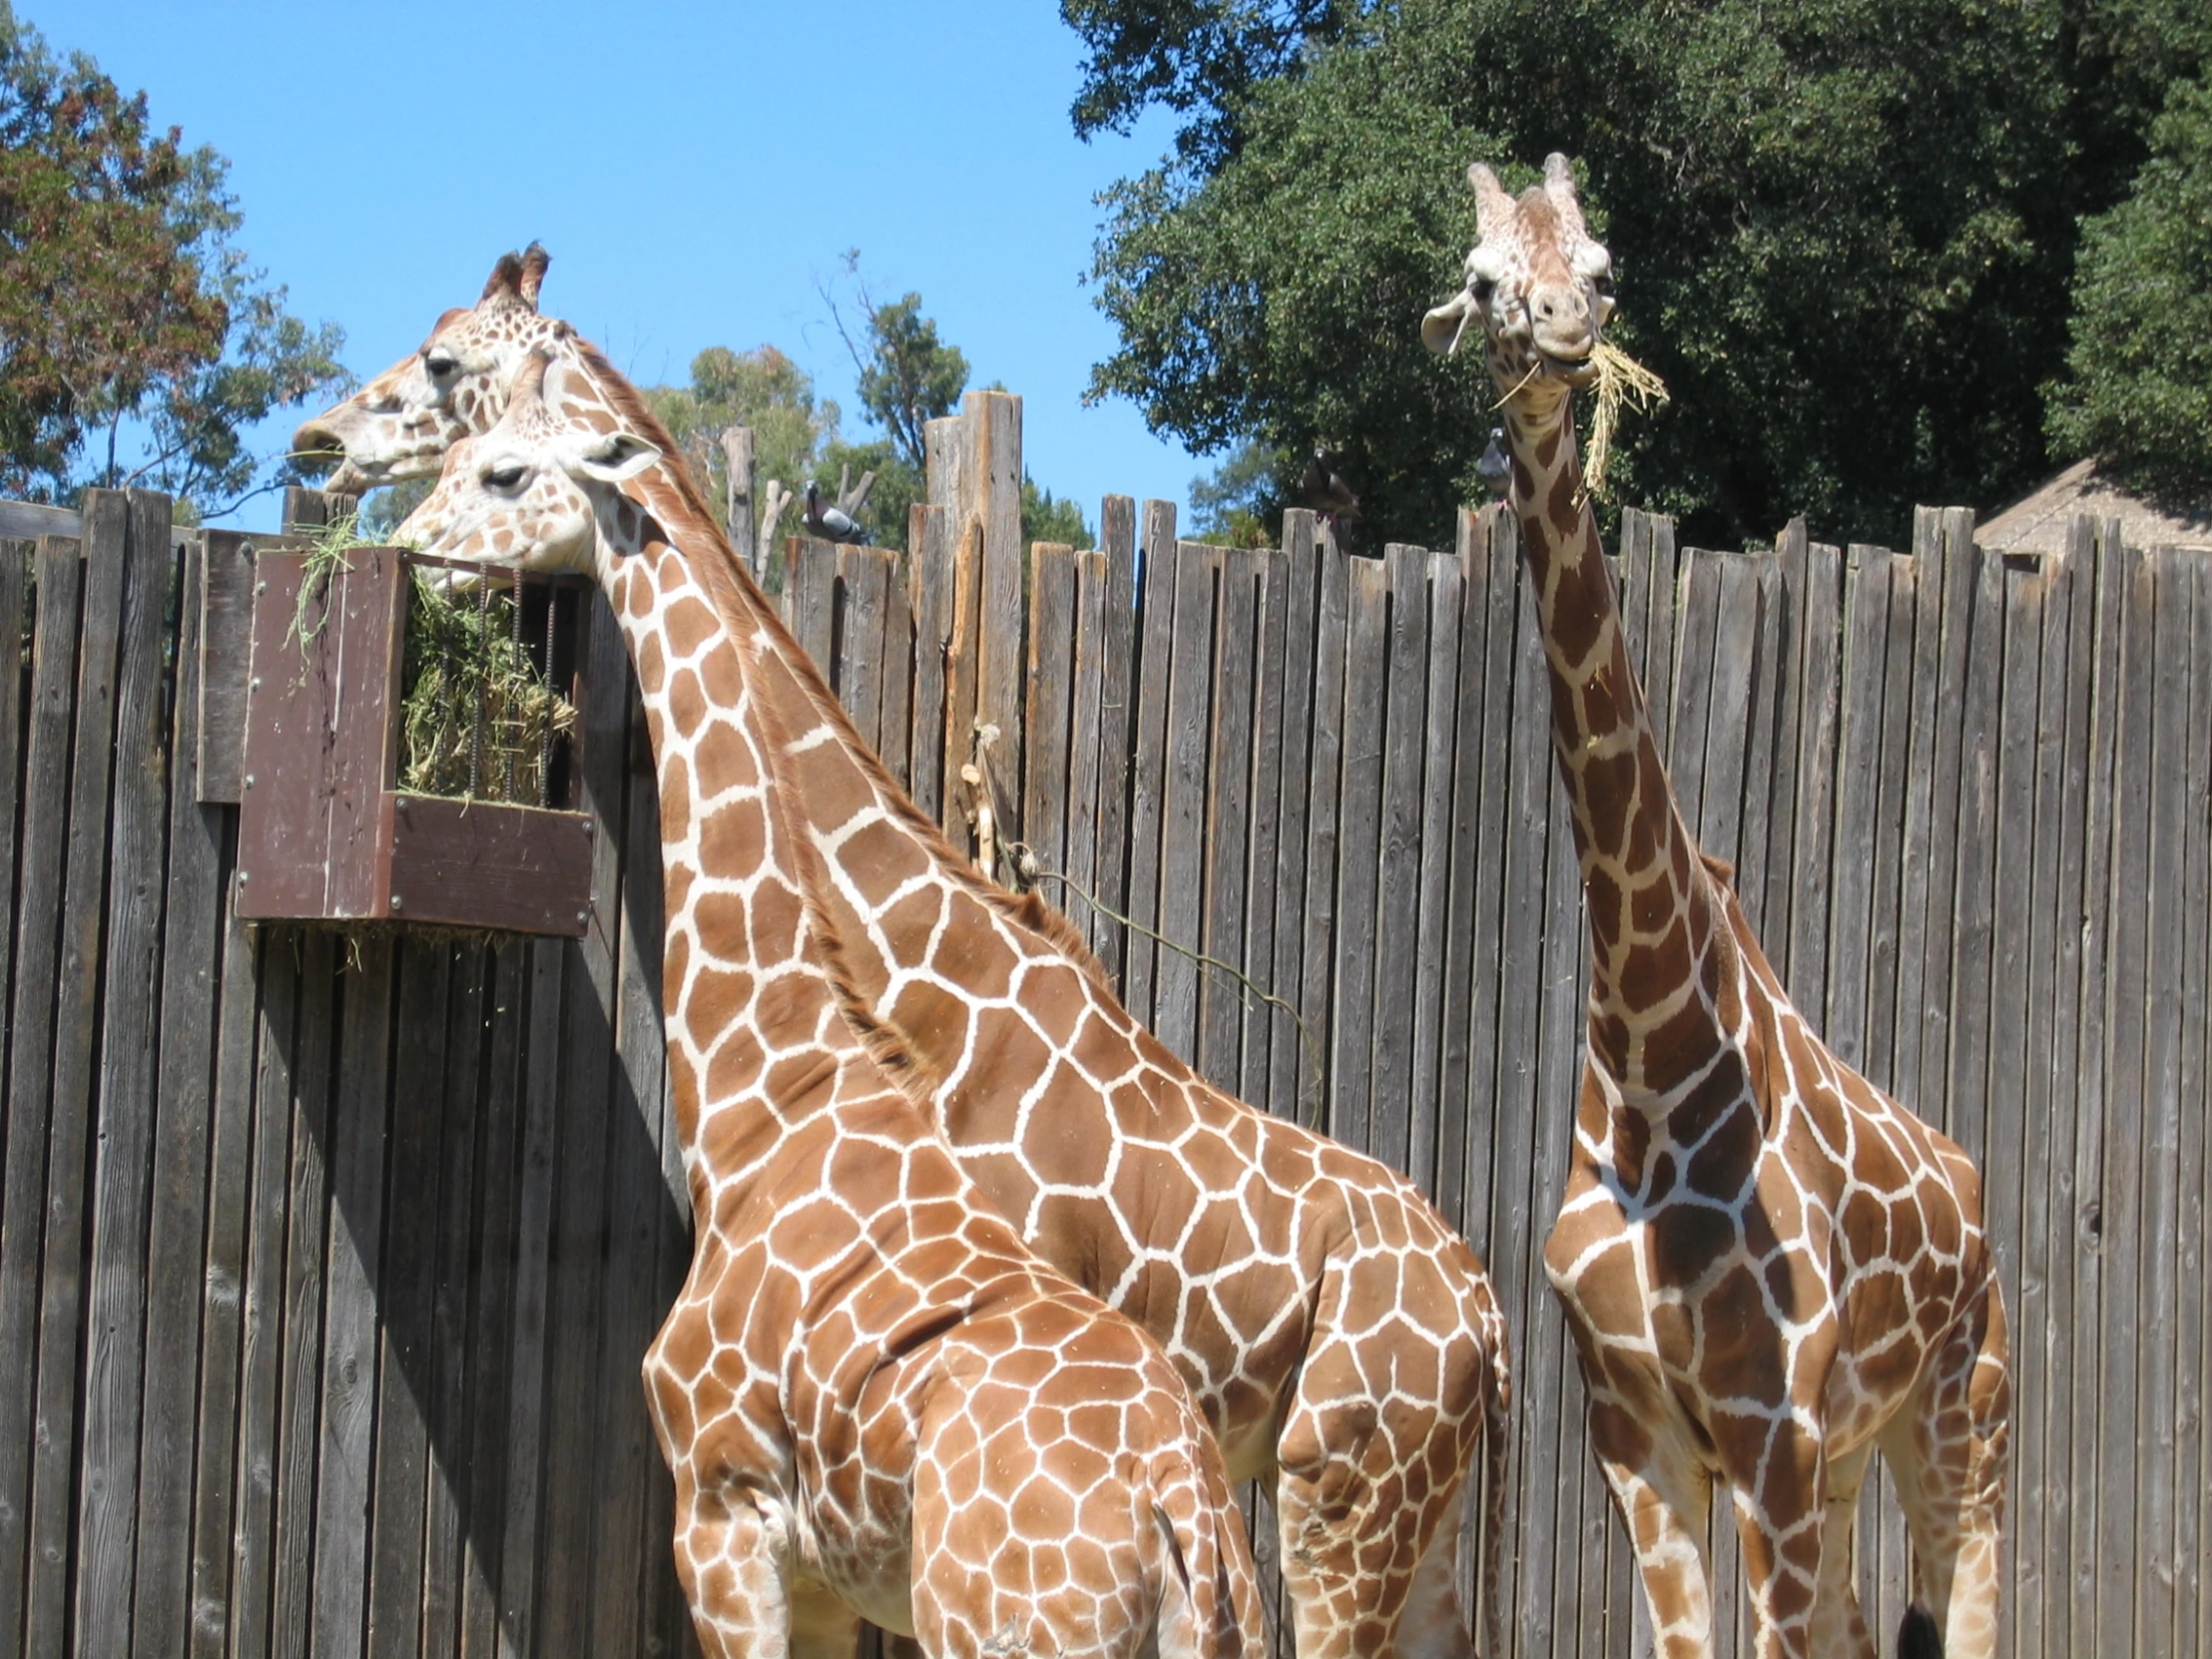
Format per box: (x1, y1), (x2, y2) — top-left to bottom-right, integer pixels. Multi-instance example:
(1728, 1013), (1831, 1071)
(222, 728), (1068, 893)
(1543, 350), (1600, 388)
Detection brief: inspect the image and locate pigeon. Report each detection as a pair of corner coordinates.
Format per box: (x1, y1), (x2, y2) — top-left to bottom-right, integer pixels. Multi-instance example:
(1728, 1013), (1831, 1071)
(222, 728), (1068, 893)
(1477, 427), (1512, 501)
(1300, 447), (1362, 541)
(806, 481), (869, 545)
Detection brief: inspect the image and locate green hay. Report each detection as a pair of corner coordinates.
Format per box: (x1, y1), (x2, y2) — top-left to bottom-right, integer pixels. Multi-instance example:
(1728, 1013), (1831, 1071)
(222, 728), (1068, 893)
(396, 571), (575, 803)
(289, 510), (361, 659)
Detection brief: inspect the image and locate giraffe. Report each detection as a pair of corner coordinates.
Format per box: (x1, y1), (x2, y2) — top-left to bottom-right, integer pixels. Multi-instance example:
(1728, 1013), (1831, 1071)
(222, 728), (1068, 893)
(398, 347), (1265, 1659)
(291, 243), (559, 494)
(297, 275), (1513, 1659)
(1419, 155), (2009, 1659)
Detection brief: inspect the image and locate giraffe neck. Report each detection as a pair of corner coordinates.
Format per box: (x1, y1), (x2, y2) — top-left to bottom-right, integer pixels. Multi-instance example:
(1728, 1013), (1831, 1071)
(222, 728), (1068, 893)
(1503, 391), (1732, 1101)
(588, 495), (852, 1188)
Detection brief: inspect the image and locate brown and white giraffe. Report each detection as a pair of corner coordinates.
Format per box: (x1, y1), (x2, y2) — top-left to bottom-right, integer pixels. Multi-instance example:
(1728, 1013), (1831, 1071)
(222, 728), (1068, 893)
(399, 346), (1265, 1659)
(292, 244), (560, 494)
(1420, 156), (2009, 1659)
(297, 271), (1513, 1659)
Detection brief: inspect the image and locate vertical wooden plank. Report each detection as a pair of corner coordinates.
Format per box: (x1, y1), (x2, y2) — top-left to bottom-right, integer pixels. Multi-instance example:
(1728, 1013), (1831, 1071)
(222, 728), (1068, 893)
(365, 943), (450, 1659)
(971, 390), (1026, 853)
(310, 934), (395, 1659)
(1089, 497), (1140, 978)
(2096, 535), (2153, 1656)
(2176, 550), (2211, 1659)
(1433, 511), (1488, 1226)
(1370, 544), (1431, 1178)
(27, 499), (130, 1659)
(2135, 546), (2189, 1656)
(837, 544), (891, 751)
(1944, 533), (2007, 1170)
(1821, 545), (1894, 1070)
(495, 938), (568, 1657)
(230, 932), (301, 1659)
(1692, 553), (1762, 878)
(187, 913), (259, 1659)
(1062, 550), (1111, 945)
(1329, 554), (1389, 1151)
(907, 504), (953, 826)
(1198, 546), (1261, 1091)
(461, 939), (528, 1659)
(1983, 553), (2044, 1647)
(787, 539), (837, 683)
(1264, 511), (1321, 1124)
(420, 941), (485, 1659)
(1023, 542), (1077, 892)
(878, 554), (914, 796)
(1237, 546), (1290, 1116)
(1155, 542), (1220, 1062)
(1861, 553), (1921, 1096)
(2064, 520), (2125, 1645)
(270, 932), (338, 1659)
(75, 490), (177, 1652)
(535, 594), (632, 1655)
(942, 520), (985, 854)
(0, 538), (82, 1656)
(1296, 525), (1353, 1130)
(2023, 534), (2081, 1659)
(132, 530), (228, 1658)
(0, 541), (24, 1046)
(1665, 549), (1722, 835)
(1759, 519), (1810, 970)
(590, 709), (676, 1659)
(1120, 502), (1179, 1026)
(1731, 552), (1786, 945)
(1914, 511), (1981, 1137)
(1785, 540), (1843, 1017)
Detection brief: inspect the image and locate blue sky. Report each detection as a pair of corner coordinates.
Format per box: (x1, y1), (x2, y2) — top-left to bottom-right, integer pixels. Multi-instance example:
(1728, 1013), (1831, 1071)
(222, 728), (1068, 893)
(28, 0), (1209, 530)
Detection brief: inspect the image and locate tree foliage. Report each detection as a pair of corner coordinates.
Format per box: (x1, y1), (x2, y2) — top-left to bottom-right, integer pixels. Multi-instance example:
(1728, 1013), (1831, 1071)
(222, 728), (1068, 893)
(0, 4), (346, 512)
(1078, 0), (2204, 547)
(2045, 71), (2212, 495)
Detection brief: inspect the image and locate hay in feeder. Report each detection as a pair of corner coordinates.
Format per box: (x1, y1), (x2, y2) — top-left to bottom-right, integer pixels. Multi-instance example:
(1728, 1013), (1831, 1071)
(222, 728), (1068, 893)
(396, 572), (575, 804)
(1581, 341), (1669, 503)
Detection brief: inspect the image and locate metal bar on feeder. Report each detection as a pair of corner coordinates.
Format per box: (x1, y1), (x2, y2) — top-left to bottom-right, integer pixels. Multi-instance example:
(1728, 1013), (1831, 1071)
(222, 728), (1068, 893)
(540, 582), (557, 809)
(504, 564), (522, 802)
(470, 573), (489, 797)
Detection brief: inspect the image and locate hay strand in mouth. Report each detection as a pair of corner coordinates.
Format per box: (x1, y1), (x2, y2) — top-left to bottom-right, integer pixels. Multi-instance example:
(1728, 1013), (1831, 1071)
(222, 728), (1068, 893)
(1581, 340), (1669, 503)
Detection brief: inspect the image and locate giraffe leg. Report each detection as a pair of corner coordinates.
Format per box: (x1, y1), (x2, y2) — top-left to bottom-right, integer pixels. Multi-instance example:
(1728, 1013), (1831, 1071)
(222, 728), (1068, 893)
(1879, 1285), (2010, 1659)
(1274, 1330), (1483, 1659)
(1717, 1421), (1828, 1659)
(1587, 1399), (1717, 1659)
(1807, 1443), (1876, 1659)
(664, 1472), (808, 1659)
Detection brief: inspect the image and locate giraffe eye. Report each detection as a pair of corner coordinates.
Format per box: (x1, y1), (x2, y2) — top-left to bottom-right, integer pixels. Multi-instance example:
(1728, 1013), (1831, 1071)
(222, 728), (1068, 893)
(484, 463), (526, 490)
(425, 353), (460, 380)
(1471, 276), (1496, 306)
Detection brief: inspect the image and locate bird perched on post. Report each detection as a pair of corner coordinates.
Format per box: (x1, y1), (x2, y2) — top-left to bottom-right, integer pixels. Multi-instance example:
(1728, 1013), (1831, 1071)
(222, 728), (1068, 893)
(806, 481), (869, 545)
(1477, 426), (1512, 501)
(1300, 447), (1361, 542)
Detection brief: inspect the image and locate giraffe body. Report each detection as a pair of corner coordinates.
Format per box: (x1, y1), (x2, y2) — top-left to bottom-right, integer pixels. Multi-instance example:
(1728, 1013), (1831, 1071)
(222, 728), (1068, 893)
(296, 261), (1513, 1659)
(396, 344), (1263, 1659)
(1423, 157), (2009, 1659)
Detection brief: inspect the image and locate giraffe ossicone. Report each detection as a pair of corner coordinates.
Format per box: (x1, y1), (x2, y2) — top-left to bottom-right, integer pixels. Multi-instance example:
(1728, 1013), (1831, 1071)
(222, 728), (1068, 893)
(298, 255), (1514, 1659)
(1426, 155), (2009, 1659)
(397, 342), (1265, 1659)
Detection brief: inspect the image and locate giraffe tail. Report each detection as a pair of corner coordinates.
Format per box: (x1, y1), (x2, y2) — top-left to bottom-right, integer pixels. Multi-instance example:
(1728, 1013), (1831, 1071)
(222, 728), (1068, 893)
(1898, 1604), (1943, 1658)
(1476, 1349), (1513, 1659)
(1148, 1450), (1267, 1659)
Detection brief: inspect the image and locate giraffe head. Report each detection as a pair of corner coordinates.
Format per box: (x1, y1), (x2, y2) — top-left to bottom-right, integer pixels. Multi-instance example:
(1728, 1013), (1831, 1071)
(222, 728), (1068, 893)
(292, 244), (560, 493)
(398, 348), (661, 583)
(1422, 153), (1614, 404)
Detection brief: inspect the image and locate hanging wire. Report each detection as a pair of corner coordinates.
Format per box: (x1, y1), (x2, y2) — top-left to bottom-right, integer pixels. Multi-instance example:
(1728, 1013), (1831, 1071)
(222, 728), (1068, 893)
(539, 584), (557, 808)
(503, 564), (522, 802)
(469, 574), (489, 797)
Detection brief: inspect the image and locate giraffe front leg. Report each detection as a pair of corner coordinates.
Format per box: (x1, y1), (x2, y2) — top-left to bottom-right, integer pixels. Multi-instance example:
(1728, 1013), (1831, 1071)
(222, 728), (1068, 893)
(1587, 1397), (1718, 1659)
(1808, 1443), (1877, 1659)
(667, 1473), (811, 1659)
(1717, 1418), (1829, 1659)
(1879, 1284), (2010, 1659)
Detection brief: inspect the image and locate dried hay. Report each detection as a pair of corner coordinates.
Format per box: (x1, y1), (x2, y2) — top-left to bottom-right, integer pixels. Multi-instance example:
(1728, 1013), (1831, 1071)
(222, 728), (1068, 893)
(397, 572), (574, 804)
(1581, 341), (1669, 503)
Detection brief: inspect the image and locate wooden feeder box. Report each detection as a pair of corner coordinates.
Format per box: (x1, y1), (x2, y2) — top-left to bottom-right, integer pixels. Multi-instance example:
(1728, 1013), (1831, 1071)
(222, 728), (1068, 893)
(234, 543), (598, 937)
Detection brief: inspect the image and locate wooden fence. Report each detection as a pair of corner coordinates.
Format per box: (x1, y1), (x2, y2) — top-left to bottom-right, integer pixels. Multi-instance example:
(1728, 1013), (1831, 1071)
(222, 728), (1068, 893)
(2, 387), (2207, 1657)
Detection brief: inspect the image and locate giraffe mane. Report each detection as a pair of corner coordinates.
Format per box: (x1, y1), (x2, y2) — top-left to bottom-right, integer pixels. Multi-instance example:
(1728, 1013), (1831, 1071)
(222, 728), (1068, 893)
(560, 336), (1116, 992)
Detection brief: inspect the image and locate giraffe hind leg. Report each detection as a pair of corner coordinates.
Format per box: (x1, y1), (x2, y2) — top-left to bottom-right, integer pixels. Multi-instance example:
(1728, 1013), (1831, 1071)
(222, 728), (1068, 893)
(1878, 1281), (2009, 1659)
(1809, 1442), (1877, 1659)
(1585, 1398), (1719, 1659)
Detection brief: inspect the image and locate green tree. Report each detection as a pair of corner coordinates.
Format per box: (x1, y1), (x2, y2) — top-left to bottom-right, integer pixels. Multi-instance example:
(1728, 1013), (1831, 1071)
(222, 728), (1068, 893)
(2045, 72), (2212, 495)
(643, 341), (837, 528)
(1023, 478), (1095, 549)
(1187, 435), (1282, 544)
(0, 4), (347, 513)
(1077, 0), (2200, 547)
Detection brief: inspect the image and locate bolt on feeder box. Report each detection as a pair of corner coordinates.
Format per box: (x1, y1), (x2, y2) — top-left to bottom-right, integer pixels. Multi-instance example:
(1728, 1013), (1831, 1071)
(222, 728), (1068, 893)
(234, 541), (598, 937)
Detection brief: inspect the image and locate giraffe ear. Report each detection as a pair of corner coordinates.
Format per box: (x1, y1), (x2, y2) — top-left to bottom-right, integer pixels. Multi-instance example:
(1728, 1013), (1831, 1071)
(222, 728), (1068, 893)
(565, 429), (662, 484)
(518, 243), (551, 309)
